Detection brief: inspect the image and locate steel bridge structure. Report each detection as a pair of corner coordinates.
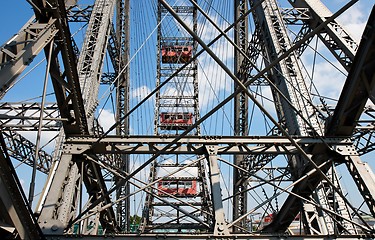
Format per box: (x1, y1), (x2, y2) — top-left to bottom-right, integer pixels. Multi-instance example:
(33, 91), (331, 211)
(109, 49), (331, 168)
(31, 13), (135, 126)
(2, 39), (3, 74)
(0, 0), (375, 239)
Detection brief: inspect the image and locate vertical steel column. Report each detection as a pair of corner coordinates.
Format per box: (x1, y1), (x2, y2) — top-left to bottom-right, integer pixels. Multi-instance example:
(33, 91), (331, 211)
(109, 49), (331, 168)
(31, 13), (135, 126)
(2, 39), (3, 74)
(233, 0), (249, 232)
(115, 0), (131, 232)
(206, 146), (230, 237)
(29, 39), (54, 206)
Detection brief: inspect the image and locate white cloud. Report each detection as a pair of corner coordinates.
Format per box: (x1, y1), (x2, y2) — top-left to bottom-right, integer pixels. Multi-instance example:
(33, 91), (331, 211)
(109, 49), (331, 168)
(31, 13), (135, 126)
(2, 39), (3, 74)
(97, 109), (116, 134)
(157, 158), (198, 178)
(337, 2), (369, 41)
(307, 60), (346, 100)
(19, 131), (59, 154)
(196, 11), (234, 110)
(197, 39), (234, 110)
(131, 85), (153, 101)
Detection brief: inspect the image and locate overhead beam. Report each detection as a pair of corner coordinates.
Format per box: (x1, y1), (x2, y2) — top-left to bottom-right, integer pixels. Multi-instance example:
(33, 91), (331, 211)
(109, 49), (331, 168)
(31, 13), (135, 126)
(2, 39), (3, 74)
(62, 135), (352, 155)
(0, 102), (62, 131)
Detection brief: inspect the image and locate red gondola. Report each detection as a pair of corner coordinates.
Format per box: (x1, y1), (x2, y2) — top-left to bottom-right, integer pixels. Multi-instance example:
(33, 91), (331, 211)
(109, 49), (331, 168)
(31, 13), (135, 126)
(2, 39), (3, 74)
(160, 112), (193, 130)
(161, 45), (192, 63)
(158, 180), (197, 196)
(263, 214), (273, 223)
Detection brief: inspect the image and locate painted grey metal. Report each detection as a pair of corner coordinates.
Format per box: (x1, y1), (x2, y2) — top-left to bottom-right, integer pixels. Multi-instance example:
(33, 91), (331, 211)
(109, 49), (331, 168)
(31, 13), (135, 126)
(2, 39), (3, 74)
(0, 103), (62, 131)
(345, 155), (375, 215)
(35, 0), (119, 234)
(352, 106), (375, 154)
(0, 134), (43, 239)
(0, 18), (58, 98)
(251, 0), (323, 138)
(2, 130), (52, 174)
(37, 153), (80, 234)
(77, 0), (115, 122)
(206, 146), (230, 236)
(233, 0), (250, 232)
(29, 39), (53, 205)
(115, 0), (131, 232)
(287, 0), (358, 70)
(327, 5), (375, 217)
(66, 4), (93, 22)
(250, 0), (356, 234)
(62, 135), (352, 155)
(31, 0), (89, 135)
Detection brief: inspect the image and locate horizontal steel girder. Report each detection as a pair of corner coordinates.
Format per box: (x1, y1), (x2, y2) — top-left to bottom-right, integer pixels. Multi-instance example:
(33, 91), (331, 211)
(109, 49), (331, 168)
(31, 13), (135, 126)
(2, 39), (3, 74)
(0, 102), (62, 131)
(62, 135), (353, 155)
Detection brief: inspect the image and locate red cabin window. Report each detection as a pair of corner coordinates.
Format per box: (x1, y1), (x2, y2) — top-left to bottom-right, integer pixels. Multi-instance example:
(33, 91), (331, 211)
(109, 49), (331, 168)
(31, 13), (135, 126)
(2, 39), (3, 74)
(160, 112), (193, 130)
(161, 45), (192, 63)
(158, 180), (197, 196)
(263, 214), (274, 223)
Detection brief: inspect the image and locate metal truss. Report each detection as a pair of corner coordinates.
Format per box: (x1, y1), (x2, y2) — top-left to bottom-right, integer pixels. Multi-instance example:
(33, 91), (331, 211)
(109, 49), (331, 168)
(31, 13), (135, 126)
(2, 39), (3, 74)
(248, 0), (359, 234)
(286, 0), (358, 70)
(62, 135), (352, 155)
(352, 106), (375, 155)
(327, 10), (375, 216)
(281, 8), (311, 24)
(0, 18), (58, 98)
(66, 4), (93, 22)
(0, 102), (61, 131)
(27, 0), (118, 235)
(31, 0), (88, 134)
(114, 0), (131, 232)
(234, 0), (250, 231)
(2, 130), (52, 174)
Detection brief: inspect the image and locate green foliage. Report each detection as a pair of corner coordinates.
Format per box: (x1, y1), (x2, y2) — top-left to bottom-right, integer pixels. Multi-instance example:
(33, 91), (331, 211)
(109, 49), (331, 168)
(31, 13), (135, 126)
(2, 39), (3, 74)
(130, 214), (141, 224)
